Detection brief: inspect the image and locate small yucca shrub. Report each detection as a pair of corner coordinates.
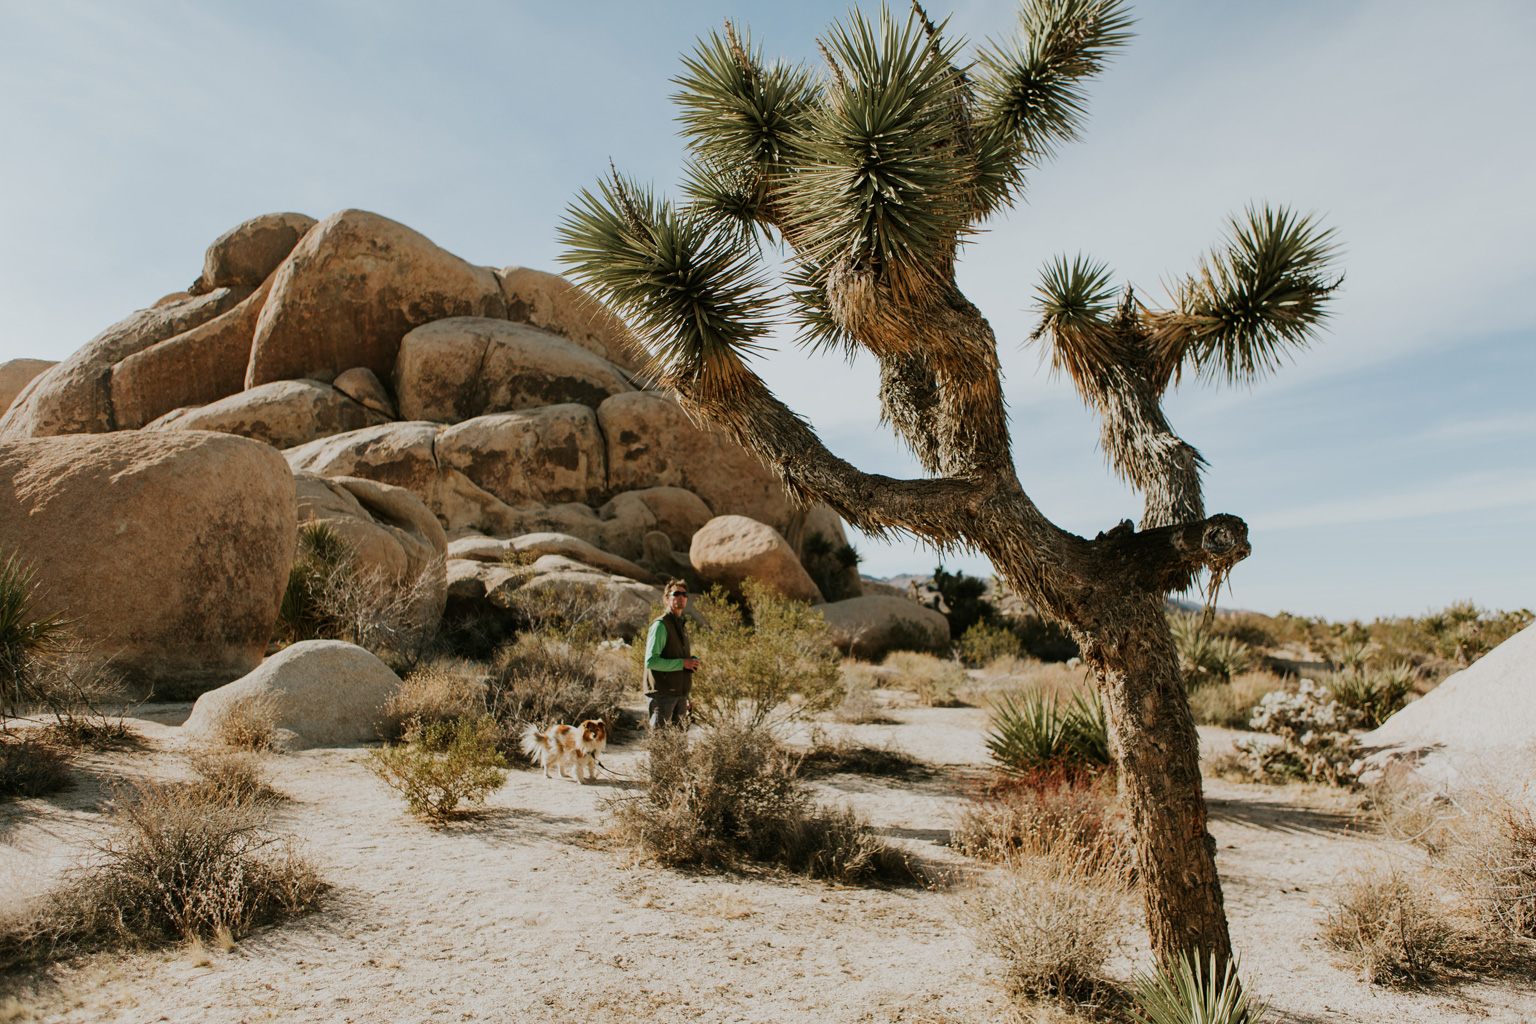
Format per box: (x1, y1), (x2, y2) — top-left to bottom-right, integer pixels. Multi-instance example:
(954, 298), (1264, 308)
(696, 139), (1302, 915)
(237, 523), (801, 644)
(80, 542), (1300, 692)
(368, 715), (509, 823)
(985, 689), (1111, 775)
(1131, 951), (1269, 1024)
(1328, 663), (1415, 729)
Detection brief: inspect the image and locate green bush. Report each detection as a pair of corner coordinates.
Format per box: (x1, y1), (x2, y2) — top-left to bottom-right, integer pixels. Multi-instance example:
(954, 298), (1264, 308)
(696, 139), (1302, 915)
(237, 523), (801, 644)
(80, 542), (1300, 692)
(985, 689), (1112, 775)
(1329, 663), (1415, 729)
(799, 530), (862, 602)
(610, 720), (915, 885)
(1168, 613), (1256, 688)
(688, 582), (842, 728)
(1010, 613), (1079, 662)
(368, 715), (509, 823)
(0, 549), (71, 723)
(956, 619), (1023, 667)
(1131, 951), (1269, 1024)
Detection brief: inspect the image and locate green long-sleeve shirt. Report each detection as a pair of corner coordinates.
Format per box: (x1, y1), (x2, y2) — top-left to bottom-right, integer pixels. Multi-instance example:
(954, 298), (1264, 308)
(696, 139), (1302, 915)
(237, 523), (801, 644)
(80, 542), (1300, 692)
(645, 618), (687, 673)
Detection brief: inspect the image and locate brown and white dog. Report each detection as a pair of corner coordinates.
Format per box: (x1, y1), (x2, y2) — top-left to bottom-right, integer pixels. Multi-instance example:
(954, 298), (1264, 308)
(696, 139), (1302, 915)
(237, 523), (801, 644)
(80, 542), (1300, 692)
(520, 719), (607, 784)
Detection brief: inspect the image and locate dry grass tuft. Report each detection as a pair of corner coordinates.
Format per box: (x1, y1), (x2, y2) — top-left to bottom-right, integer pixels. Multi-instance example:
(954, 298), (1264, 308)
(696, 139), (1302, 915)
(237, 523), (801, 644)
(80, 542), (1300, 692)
(960, 854), (1128, 1003)
(184, 748), (283, 807)
(881, 650), (967, 707)
(953, 764), (1130, 879)
(381, 658), (488, 739)
(0, 734), (72, 800)
(212, 690), (282, 751)
(1185, 670), (1287, 729)
(1321, 869), (1486, 986)
(610, 721), (918, 886)
(0, 781), (323, 968)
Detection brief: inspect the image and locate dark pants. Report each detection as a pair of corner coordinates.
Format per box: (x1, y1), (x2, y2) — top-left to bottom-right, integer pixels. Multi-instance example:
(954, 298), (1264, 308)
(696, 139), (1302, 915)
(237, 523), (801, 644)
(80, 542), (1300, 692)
(647, 693), (688, 730)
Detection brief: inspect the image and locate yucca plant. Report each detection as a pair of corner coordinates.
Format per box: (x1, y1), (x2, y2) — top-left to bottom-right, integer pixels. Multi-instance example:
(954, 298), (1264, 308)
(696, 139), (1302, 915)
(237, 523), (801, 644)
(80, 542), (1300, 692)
(1169, 613), (1256, 687)
(986, 688), (1111, 775)
(1328, 663), (1415, 729)
(560, 0), (1341, 967)
(0, 551), (71, 725)
(1131, 951), (1269, 1024)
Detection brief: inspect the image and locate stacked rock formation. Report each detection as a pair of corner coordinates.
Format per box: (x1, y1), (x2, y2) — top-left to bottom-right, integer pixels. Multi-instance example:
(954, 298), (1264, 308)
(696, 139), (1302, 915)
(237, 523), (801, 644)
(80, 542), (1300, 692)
(0, 209), (943, 696)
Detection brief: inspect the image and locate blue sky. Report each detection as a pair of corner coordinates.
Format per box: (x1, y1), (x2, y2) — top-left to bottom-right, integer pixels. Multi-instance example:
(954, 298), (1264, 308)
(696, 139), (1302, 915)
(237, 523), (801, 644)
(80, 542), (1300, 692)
(1, 0), (1532, 620)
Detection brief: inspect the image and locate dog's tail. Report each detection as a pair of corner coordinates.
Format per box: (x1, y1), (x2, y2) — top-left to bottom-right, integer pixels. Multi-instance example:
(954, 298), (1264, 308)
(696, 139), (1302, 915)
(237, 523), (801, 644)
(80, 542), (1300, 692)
(520, 725), (550, 760)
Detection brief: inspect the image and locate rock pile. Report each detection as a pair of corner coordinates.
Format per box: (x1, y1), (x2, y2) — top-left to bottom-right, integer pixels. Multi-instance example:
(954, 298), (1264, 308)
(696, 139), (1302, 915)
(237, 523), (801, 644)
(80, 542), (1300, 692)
(0, 209), (945, 696)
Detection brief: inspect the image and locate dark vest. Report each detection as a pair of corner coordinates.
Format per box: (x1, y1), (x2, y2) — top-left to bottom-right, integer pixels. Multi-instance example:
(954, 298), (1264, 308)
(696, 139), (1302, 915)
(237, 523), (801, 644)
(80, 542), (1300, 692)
(645, 613), (692, 696)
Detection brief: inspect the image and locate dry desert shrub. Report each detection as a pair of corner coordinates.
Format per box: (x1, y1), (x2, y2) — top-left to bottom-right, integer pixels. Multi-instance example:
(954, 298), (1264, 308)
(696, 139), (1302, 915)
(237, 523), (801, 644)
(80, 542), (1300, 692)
(184, 748), (282, 807)
(610, 721), (916, 885)
(796, 732), (931, 779)
(960, 853), (1128, 1003)
(881, 650), (967, 707)
(487, 630), (627, 748)
(0, 734), (72, 800)
(367, 714), (509, 824)
(381, 657), (489, 739)
(829, 669), (898, 724)
(1321, 869), (1477, 986)
(953, 765), (1130, 879)
(967, 656), (1084, 705)
(28, 646), (139, 748)
(1, 781), (323, 967)
(212, 690), (282, 751)
(1436, 797), (1536, 942)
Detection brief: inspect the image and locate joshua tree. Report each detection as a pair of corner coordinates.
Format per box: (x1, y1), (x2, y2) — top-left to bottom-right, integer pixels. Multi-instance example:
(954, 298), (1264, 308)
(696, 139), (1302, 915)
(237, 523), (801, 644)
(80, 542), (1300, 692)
(561, 0), (1339, 966)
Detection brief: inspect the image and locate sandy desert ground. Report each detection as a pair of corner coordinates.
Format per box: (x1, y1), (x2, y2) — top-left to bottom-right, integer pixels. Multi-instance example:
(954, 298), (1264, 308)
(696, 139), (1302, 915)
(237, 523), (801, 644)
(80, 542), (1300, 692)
(3, 697), (1534, 1024)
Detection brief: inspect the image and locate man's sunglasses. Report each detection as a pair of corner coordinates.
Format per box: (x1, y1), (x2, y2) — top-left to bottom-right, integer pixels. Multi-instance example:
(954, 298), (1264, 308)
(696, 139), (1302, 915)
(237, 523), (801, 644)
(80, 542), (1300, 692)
(667, 591), (688, 598)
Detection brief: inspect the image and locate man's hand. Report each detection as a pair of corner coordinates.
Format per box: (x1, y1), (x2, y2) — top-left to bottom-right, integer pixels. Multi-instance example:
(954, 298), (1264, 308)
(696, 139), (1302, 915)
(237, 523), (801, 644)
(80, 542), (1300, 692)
(684, 657), (701, 671)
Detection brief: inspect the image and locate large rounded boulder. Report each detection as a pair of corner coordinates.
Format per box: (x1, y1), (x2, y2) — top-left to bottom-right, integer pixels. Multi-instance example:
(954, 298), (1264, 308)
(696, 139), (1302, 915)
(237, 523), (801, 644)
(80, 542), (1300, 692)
(498, 266), (642, 373)
(0, 359), (57, 417)
(192, 211), (317, 293)
(182, 639), (402, 749)
(144, 378), (387, 449)
(245, 209), (507, 388)
(0, 431), (296, 696)
(689, 515), (822, 604)
(393, 317), (632, 423)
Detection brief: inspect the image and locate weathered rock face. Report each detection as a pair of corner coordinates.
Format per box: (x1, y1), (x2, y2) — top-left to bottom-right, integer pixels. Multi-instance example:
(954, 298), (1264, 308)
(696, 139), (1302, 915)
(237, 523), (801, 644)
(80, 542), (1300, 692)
(111, 278), (276, 430)
(689, 515), (823, 604)
(182, 640), (401, 749)
(436, 405), (606, 506)
(393, 317), (632, 423)
(816, 595), (951, 660)
(597, 392), (797, 536)
(0, 360), (57, 417)
(499, 266), (642, 373)
(246, 209), (507, 388)
(0, 431), (295, 696)
(193, 212), (317, 293)
(145, 378), (386, 449)
(0, 287), (251, 439)
(494, 558), (663, 640)
(285, 421), (443, 501)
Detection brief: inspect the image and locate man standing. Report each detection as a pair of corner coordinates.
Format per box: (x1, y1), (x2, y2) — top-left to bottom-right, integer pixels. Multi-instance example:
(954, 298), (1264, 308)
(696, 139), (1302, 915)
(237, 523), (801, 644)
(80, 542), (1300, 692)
(644, 580), (700, 729)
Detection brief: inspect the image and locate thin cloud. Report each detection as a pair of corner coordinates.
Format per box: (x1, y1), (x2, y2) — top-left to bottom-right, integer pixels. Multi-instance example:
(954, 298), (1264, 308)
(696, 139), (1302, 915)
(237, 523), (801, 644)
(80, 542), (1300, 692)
(1253, 474), (1536, 531)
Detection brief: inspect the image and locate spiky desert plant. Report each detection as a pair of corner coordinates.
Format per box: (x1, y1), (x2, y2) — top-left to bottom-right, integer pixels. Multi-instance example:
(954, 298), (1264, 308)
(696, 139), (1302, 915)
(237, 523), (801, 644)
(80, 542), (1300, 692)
(986, 688), (1111, 775)
(0, 550), (71, 724)
(561, 0), (1339, 966)
(1131, 951), (1269, 1023)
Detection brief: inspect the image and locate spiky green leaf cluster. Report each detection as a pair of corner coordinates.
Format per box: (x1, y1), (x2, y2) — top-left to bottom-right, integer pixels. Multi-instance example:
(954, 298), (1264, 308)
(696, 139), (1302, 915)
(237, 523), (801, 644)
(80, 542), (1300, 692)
(673, 22), (819, 223)
(559, 174), (779, 389)
(972, 0), (1134, 214)
(784, 6), (976, 303)
(1161, 204), (1342, 385)
(1031, 253), (1119, 390)
(0, 551), (71, 704)
(1131, 951), (1269, 1024)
